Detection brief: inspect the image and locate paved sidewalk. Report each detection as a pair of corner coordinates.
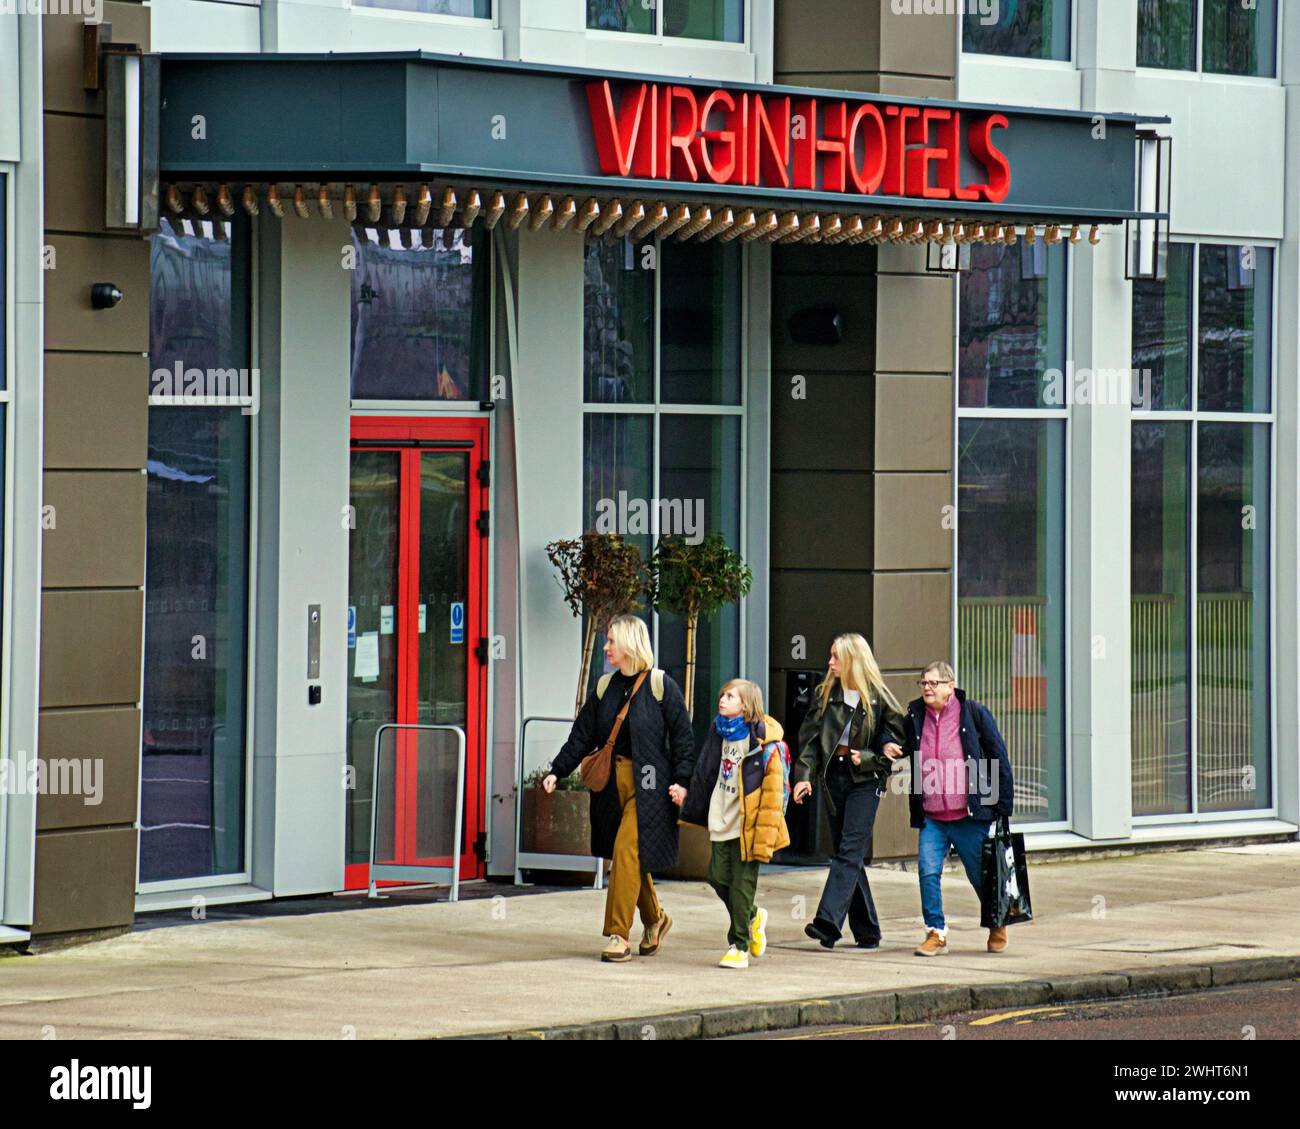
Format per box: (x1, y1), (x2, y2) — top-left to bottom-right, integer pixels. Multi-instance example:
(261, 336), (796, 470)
(0, 843), (1296, 1039)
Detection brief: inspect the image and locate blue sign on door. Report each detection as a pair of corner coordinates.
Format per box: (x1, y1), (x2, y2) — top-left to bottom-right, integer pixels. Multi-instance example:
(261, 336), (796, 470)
(450, 601), (465, 645)
(347, 606), (357, 649)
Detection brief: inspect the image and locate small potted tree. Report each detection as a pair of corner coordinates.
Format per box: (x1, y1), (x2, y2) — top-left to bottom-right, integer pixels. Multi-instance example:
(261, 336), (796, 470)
(651, 533), (752, 879)
(521, 534), (651, 861)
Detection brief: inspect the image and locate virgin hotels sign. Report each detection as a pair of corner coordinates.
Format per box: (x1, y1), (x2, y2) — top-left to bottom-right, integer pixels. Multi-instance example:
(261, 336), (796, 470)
(587, 79), (1011, 204)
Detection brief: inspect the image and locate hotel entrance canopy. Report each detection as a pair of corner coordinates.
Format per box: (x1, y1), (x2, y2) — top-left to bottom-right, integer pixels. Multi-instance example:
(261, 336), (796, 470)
(157, 52), (1168, 247)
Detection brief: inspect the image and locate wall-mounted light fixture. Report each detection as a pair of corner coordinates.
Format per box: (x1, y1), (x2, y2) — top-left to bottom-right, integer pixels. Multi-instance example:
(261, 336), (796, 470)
(1126, 131), (1171, 281)
(91, 283), (124, 310)
(87, 23), (159, 233)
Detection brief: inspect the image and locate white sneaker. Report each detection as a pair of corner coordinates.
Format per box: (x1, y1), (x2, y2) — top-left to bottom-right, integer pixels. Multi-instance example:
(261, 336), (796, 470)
(719, 945), (750, 969)
(749, 906), (769, 958)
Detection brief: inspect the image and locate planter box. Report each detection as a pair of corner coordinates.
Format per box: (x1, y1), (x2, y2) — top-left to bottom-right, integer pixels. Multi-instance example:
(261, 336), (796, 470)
(520, 788), (592, 857)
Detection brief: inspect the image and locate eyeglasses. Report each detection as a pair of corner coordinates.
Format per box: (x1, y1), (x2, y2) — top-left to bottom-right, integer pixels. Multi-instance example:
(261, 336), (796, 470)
(917, 679), (953, 689)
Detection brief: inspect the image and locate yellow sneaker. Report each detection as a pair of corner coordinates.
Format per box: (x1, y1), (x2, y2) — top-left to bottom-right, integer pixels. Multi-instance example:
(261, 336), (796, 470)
(601, 935), (632, 963)
(749, 906), (769, 959)
(718, 946), (750, 970)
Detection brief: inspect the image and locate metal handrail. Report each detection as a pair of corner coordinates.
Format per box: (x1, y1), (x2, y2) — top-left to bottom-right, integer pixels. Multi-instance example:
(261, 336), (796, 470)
(368, 723), (466, 902)
(514, 715), (603, 888)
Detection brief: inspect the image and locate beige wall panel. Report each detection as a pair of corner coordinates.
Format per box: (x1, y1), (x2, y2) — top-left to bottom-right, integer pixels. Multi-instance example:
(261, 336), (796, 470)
(36, 707), (142, 830)
(873, 785), (919, 860)
(871, 571), (952, 671)
(44, 113), (107, 233)
(774, 0), (880, 75)
(43, 4), (152, 115)
(875, 374), (952, 471)
(44, 353), (149, 470)
(44, 234), (151, 353)
(876, 274), (954, 374)
(867, 73), (958, 100)
(32, 826), (138, 935)
(879, 7), (959, 79)
(42, 471), (147, 588)
(873, 472), (953, 571)
(40, 590), (144, 709)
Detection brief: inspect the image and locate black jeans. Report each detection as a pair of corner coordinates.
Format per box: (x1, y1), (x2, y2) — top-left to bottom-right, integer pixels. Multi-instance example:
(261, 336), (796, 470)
(813, 759), (882, 944)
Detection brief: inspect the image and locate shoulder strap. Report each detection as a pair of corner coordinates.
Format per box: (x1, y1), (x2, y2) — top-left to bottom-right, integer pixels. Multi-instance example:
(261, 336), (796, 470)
(650, 668), (664, 702)
(596, 672), (613, 701)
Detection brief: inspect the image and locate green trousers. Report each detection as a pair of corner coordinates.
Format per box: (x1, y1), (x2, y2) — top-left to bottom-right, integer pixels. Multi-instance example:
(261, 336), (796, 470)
(707, 838), (761, 951)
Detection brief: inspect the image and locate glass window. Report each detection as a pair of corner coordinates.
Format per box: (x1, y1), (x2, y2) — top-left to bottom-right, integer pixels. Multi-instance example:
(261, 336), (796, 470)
(350, 225), (489, 401)
(957, 418), (1067, 823)
(1137, 0), (1197, 70)
(143, 217), (251, 884)
(1198, 244), (1272, 414)
(353, 0), (490, 14)
(660, 239), (742, 405)
(963, 0), (1071, 60)
(664, 0), (744, 41)
(584, 237), (654, 404)
(1203, 0), (1276, 76)
(1132, 242), (1192, 411)
(1131, 422), (1192, 815)
(959, 242), (1067, 409)
(582, 235), (745, 736)
(587, 0), (655, 33)
(1197, 423), (1270, 813)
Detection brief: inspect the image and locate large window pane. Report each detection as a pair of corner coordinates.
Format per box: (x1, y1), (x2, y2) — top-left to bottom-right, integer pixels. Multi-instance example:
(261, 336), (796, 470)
(958, 418), (1066, 823)
(1197, 423), (1270, 813)
(352, 0), (490, 13)
(963, 0), (1071, 60)
(664, 0), (744, 41)
(959, 242), (1067, 409)
(1137, 0), (1197, 69)
(587, 0), (654, 33)
(658, 415), (743, 735)
(1198, 245), (1272, 414)
(1203, 0), (1276, 77)
(1132, 242), (1192, 411)
(142, 407), (251, 883)
(350, 226), (487, 401)
(1131, 423), (1192, 815)
(585, 237), (655, 404)
(660, 239), (741, 405)
(144, 220), (251, 884)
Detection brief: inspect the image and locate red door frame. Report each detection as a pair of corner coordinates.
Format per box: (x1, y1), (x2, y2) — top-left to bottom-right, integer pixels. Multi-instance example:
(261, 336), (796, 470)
(345, 415), (489, 890)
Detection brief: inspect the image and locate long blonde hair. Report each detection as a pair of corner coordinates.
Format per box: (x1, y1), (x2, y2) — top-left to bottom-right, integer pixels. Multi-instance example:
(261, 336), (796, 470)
(816, 633), (901, 732)
(605, 614), (654, 674)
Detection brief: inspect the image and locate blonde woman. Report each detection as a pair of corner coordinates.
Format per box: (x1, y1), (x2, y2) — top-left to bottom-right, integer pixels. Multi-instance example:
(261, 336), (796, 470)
(544, 614), (697, 963)
(792, 633), (906, 949)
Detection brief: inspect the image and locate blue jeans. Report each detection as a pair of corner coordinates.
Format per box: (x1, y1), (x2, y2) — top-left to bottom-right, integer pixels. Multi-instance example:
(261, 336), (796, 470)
(918, 816), (992, 932)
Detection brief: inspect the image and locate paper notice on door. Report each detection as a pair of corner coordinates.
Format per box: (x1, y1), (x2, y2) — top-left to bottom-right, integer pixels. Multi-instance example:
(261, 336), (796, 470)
(380, 605), (395, 635)
(355, 632), (380, 682)
(418, 603), (427, 634)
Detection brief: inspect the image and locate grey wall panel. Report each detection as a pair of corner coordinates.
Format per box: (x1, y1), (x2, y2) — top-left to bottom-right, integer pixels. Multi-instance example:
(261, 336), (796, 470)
(43, 353), (149, 470)
(39, 590), (144, 710)
(31, 827), (137, 935)
(41, 472), (147, 589)
(771, 470), (873, 571)
(36, 708), (142, 831)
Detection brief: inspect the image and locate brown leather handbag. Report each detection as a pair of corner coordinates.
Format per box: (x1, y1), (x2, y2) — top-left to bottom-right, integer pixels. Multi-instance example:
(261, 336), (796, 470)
(579, 671), (648, 792)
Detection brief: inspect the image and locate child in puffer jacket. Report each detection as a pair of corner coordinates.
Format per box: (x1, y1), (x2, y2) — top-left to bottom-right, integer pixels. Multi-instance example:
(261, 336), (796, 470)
(675, 679), (791, 969)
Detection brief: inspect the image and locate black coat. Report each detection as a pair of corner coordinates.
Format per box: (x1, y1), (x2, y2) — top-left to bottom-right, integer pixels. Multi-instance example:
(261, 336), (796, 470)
(550, 672), (697, 872)
(901, 688), (1015, 829)
(795, 680), (907, 807)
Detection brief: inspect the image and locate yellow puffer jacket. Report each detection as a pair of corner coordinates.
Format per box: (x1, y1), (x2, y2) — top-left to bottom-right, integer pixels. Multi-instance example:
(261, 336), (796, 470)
(741, 716), (792, 863)
(682, 714), (791, 864)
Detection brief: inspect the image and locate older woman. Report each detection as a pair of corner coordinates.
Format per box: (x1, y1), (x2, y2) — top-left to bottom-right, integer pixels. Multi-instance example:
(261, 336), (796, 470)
(544, 614), (697, 963)
(792, 632), (906, 949)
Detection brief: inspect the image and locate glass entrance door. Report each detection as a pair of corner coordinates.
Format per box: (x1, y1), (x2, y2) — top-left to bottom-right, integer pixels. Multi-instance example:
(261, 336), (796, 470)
(345, 417), (489, 888)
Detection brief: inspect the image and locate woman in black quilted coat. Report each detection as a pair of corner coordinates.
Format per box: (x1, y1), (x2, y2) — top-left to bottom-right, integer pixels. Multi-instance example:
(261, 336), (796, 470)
(544, 614), (696, 963)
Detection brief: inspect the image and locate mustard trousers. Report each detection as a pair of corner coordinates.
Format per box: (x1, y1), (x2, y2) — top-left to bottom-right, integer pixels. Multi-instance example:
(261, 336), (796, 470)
(603, 756), (663, 939)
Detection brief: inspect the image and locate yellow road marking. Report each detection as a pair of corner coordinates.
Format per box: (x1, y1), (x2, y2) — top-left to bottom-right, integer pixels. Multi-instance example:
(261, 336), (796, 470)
(780, 1023), (931, 1040)
(971, 1006), (1067, 1026)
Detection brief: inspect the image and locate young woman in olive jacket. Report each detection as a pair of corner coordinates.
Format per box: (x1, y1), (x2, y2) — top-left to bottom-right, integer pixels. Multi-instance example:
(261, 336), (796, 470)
(792, 633), (907, 949)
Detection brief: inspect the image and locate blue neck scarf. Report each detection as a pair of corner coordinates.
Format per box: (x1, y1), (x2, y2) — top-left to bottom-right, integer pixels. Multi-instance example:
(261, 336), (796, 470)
(714, 713), (750, 742)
